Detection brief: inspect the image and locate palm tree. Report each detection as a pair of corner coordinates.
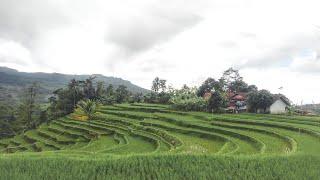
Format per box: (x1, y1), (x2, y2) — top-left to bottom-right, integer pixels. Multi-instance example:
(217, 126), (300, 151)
(77, 99), (98, 120)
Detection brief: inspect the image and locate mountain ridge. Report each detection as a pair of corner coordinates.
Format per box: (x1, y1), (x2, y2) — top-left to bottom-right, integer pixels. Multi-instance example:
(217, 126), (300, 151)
(0, 66), (149, 104)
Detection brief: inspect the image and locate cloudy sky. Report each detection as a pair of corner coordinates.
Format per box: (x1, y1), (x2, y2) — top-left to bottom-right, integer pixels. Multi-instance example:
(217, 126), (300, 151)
(0, 0), (320, 104)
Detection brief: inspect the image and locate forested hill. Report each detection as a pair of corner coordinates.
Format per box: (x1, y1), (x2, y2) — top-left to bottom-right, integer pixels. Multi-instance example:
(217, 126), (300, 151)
(0, 66), (148, 104)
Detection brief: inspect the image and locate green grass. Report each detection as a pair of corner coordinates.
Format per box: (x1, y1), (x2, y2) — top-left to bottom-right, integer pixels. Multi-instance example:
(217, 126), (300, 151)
(1, 103), (320, 179)
(0, 154), (319, 180)
(80, 135), (119, 152)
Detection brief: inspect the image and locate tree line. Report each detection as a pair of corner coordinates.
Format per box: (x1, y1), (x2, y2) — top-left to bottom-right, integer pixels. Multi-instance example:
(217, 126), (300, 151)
(0, 77), (133, 138)
(0, 68), (290, 139)
(145, 68), (289, 113)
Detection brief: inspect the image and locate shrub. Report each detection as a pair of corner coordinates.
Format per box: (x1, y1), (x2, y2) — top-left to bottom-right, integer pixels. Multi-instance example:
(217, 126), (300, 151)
(207, 91), (228, 113)
(77, 99), (98, 120)
(99, 95), (116, 105)
(170, 86), (207, 111)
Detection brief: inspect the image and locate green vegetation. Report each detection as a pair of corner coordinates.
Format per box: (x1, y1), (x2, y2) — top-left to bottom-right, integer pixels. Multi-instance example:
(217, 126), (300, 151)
(169, 86), (207, 111)
(0, 103), (320, 179)
(77, 100), (98, 120)
(1, 155), (319, 180)
(247, 89), (275, 113)
(0, 66), (148, 105)
(0, 67), (318, 179)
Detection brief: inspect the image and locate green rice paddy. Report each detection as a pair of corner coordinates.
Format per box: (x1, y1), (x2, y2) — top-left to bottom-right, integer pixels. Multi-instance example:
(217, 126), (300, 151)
(1, 103), (320, 179)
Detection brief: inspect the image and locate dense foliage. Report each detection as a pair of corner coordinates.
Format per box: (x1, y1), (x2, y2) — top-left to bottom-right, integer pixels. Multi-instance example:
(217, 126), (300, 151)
(207, 91), (228, 112)
(48, 77), (132, 119)
(197, 78), (224, 97)
(77, 99), (98, 120)
(247, 90), (274, 113)
(144, 68), (289, 113)
(0, 77), (135, 139)
(0, 83), (45, 138)
(170, 86), (207, 111)
(0, 67), (294, 141)
(144, 77), (171, 104)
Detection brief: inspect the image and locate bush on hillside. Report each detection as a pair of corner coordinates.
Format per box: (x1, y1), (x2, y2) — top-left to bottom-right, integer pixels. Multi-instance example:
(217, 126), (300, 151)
(77, 99), (99, 120)
(170, 97), (207, 111)
(247, 90), (274, 113)
(207, 91), (228, 113)
(169, 86), (207, 111)
(99, 95), (116, 105)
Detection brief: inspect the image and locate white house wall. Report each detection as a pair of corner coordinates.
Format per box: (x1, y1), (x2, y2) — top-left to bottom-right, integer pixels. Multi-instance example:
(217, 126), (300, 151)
(270, 99), (287, 114)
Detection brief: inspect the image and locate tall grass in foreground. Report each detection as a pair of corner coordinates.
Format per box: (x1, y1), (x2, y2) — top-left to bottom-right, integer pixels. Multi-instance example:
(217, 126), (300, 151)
(0, 154), (319, 180)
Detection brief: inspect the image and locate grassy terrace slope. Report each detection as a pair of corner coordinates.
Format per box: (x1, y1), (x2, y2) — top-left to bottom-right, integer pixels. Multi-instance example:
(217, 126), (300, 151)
(1, 103), (320, 179)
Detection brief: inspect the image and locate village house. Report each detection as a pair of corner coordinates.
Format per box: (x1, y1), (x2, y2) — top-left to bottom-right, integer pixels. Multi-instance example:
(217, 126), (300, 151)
(258, 95), (291, 114)
(203, 91), (249, 113)
(203, 91), (291, 114)
(227, 92), (247, 113)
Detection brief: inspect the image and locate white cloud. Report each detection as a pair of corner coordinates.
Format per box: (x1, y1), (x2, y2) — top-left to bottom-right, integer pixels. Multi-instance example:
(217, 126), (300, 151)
(0, 0), (320, 104)
(0, 39), (35, 70)
(290, 51), (320, 73)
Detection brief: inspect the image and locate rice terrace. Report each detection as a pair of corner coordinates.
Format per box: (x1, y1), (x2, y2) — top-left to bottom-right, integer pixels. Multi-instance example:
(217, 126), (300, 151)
(1, 0), (320, 179)
(1, 103), (320, 179)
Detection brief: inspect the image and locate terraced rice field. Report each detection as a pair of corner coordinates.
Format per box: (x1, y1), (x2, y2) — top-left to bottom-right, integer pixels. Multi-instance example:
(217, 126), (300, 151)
(1, 103), (320, 156)
(1, 103), (320, 179)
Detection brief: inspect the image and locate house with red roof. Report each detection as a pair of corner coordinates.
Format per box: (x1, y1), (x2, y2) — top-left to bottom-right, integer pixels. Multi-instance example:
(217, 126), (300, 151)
(227, 92), (248, 113)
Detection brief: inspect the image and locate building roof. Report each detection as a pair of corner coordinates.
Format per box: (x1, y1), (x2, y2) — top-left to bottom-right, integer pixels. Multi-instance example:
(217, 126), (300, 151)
(233, 94), (246, 100)
(227, 92), (247, 101)
(273, 94), (291, 106)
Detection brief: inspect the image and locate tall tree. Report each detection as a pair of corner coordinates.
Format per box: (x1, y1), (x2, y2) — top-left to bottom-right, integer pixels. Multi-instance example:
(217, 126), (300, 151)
(222, 68), (243, 84)
(197, 78), (223, 97)
(50, 88), (74, 116)
(131, 93), (144, 103)
(17, 83), (41, 131)
(207, 91), (228, 112)
(0, 103), (16, 137)
(151, 77), (161, 93)
(115, 85), (129, 103)
(228, 80), (249, 93)
(221, 68), (243, 90)
(247, 85), (258, 92)
(83, 76), (96, 99)
(68, 79), (82, 109)
(101, 84), (116, 105)
(159, 79), (167, 92)
(95, 81), (106, 100)
(247, 90), (274, 113)
(106, 84), (114, 97)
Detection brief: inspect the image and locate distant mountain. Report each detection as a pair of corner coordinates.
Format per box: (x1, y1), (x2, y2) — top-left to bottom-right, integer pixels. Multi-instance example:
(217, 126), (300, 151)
(0, 66), (149, 104)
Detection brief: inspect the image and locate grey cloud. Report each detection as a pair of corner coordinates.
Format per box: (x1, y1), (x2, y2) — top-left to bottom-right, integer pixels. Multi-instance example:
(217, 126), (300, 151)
(236, 34), (320, 70)
(0, 0), (205, 70)
(0, 0), (68, 47)
(237, 47), (295, 68)
(139, 60), (175, 73)
(0, 57), (27, 65)
(106, 8), (202, 54)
